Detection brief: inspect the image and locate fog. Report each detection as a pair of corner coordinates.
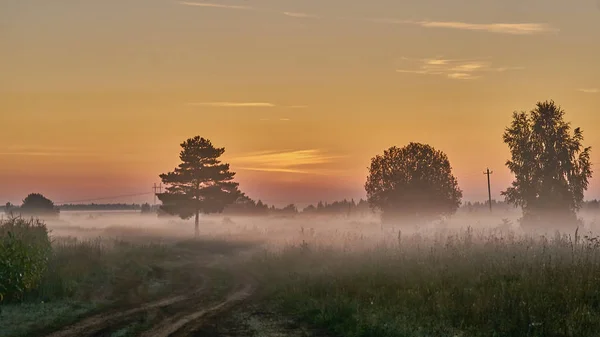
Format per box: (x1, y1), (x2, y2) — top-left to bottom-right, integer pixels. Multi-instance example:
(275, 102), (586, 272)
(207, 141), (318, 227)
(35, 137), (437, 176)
(39, 208), (600, 251)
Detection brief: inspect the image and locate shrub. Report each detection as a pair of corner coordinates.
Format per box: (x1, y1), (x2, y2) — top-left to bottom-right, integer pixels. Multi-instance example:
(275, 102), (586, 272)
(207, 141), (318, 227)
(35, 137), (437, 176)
(0, 217), (52, 303)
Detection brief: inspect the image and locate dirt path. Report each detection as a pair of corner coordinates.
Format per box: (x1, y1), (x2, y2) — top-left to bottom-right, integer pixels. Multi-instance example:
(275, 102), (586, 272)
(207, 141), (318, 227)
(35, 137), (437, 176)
(43, 250), (257, 337)
(44, 275), (207, 337)
(142, 278), (255, 337)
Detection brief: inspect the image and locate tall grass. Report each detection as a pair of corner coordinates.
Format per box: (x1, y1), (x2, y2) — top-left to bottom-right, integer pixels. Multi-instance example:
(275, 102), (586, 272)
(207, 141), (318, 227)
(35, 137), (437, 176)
(1, 219), (179, 337)
(0, 216), (173, 305)
(255, 227), (600, 337)
(0, 217), (52, 302)
(37, 237), (171, 304)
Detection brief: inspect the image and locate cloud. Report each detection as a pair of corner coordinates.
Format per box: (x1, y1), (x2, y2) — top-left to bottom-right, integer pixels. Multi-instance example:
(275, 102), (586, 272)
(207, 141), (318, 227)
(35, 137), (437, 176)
(258, 118), (293, 121)
(447, 73), (479, 80)
(416, 21), (556, 35)
(396, 69), (439, 75)
(426, 58), (450, 65)
(177, 1), (252, 10)
(187, 102), (276, 107)
(282, 12), (319, 19)
(493, 66), (525, 72)
(187, 102), (307, 108)
(397, 57), (522, 80)
(450, 63), (485, 72)
(578, 88), (599, 94)
(179, 3), (556, 36)
(0, 146), (99, 157)
(371, 18), (557, 35)
(0, 152), (75, 157)
(179, 2), (319, 19)
(237, 167), (314, 174)
(232, 149), (344, 175)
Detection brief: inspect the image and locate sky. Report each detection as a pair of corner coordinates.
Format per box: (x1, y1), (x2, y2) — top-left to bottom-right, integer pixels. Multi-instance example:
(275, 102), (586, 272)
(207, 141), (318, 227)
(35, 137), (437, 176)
(1, 0), (600, 207)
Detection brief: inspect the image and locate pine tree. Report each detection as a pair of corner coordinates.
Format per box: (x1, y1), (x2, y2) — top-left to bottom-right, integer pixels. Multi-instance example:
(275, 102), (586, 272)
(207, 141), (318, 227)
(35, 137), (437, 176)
(157, 136), (241, 237)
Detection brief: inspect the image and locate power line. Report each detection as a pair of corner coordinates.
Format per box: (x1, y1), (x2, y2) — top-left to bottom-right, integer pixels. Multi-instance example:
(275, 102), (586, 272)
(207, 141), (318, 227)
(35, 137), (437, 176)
(152, 183), (162, 206)
(56, 192), (154, 205)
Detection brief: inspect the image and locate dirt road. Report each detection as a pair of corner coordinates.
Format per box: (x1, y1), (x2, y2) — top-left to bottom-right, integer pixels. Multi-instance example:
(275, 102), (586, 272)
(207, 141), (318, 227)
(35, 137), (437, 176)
(43, 240), (258, 337)
(42, 240), (324, 337)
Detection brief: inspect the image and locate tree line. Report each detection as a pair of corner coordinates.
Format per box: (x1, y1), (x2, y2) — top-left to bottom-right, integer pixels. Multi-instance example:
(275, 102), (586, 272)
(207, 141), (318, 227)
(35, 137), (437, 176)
(222, 198), (373, 217)
(7, 197), (599, 219)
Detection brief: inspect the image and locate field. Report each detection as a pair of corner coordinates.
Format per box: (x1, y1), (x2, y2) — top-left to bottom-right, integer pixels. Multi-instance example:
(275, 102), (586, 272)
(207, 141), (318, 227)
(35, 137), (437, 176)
(2, 209), (600, 337)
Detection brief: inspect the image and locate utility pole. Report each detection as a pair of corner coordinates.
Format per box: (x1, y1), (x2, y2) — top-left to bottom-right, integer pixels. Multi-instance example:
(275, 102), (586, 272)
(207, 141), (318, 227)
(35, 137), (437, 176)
(152, 183), (162, 206)
(484, 168), (493, 212)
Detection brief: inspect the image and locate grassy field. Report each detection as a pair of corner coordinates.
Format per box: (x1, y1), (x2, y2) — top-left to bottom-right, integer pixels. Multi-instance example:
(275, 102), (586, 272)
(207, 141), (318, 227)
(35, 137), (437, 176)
(0, 217), (254, 337)
(3, 215), (600, 336)
(253, 227), (600, 337)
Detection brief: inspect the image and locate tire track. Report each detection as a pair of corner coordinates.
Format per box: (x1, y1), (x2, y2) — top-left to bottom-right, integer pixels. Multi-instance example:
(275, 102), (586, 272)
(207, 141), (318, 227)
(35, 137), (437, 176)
(44, 251), (256, 337)
(45, 275), (208, 337)
(141, 277), (255, 337)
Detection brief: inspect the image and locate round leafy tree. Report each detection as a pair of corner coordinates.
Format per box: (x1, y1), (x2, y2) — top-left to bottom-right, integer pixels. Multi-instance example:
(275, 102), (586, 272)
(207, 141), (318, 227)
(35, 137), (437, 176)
(365, 142), (463, 225)
(20, 193), (59, 216)
(502, 100), (593, 227)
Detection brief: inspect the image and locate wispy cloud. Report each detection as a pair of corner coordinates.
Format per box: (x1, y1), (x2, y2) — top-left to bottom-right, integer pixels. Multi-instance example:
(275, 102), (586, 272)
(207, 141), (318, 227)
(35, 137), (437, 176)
(179, 2), (556, 36)
(451, 63), (485, 72)
(0, 152), (77, 157)
(396, 69), (437, 75)
(578, 88), (599, 94)
(0, 146), (99, 157)
(178, 1), (319, 19)
(232, 149), (343, 175)
(370, 18), (556, 35)
(417, 21), (556, 35)
(187, 102), (276, 107)
(237, 167), (314, 174)
(283, 12), (319, 19)
(258, 118), (292, 121)
(447, 73), (479, 80)
(177, 1), (252, 10)
(426, 58), (449, 65)
(396, 57), (522, 80)
(187, 102), (307, 108)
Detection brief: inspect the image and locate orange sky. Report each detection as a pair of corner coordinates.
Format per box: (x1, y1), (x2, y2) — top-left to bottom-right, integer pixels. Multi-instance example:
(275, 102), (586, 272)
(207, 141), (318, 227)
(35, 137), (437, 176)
(1, 0), (599, 206)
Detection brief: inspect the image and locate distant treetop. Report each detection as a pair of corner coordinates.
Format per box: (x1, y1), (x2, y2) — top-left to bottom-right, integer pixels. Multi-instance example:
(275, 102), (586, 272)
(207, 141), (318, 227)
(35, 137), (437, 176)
(19, 193), (59, 216)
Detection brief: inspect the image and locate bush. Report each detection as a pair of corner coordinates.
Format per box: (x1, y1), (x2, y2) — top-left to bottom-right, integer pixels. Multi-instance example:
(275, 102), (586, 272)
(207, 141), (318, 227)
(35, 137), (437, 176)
(0, 217), (52, 303)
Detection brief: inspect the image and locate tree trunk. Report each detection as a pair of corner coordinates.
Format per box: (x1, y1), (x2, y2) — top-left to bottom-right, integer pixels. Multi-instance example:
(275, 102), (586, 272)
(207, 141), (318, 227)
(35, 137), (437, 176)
(194, 209), (199, 238)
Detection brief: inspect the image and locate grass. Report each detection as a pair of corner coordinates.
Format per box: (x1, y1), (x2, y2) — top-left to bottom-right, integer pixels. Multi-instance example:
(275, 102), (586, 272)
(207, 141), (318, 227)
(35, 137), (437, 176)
(0, 236), (180, 337)
(0, 227), (230, 337)
(37, 238), (165, 301)
(6, 215), (600, 337)
(0, 300), (98, 337)
(0, 215), (259, 337)
(253, 227), (600, 337)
